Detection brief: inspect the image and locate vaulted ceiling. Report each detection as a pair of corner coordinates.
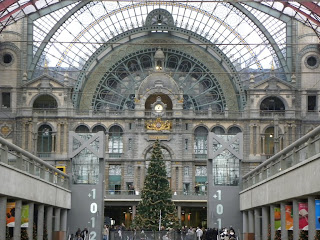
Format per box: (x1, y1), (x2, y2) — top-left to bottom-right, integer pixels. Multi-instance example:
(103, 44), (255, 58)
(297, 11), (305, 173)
(1, 1), (320, 38)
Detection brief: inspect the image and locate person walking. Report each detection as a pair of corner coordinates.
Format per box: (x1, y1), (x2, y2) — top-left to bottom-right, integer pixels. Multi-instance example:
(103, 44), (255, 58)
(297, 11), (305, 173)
(196, 227), (203, 240)
(103, 225), (109, 240)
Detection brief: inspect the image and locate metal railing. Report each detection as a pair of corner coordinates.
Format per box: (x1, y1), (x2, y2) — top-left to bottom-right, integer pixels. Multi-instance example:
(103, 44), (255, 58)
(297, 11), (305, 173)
(0, 136), (69, 189)
(241, 124), (320, 190)
(105, 190), (207, 196)
(109, 230), (197, 240)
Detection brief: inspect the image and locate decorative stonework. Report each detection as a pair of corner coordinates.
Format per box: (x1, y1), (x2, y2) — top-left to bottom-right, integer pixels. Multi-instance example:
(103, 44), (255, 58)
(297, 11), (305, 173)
(145, 118), (172, 131)
(0, 124), (12, 138)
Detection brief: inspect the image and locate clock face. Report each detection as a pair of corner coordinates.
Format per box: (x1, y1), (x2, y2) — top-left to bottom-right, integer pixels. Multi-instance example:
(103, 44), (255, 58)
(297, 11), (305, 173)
(155, 104), (163, 112)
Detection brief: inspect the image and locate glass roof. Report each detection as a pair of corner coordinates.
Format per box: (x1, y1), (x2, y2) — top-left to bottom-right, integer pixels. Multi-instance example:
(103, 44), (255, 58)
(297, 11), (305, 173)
(30, 1), (288, 85)
(1, 0), (320, 36)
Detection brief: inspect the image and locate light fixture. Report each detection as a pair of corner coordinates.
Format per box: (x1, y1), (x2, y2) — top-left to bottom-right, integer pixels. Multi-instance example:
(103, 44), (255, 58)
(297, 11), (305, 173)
(270, 134), (273, 138)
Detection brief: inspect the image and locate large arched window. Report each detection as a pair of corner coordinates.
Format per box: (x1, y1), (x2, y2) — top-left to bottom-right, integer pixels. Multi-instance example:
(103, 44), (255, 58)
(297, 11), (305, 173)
(109, 125), (123, 157)
(194, 126), (208, 158)
(228, 126), (242, 135)
(92, 125), (107, 134)
(75, 125), (90, 133)
(260, 97), (285, 116)
(37, 124), (53, 157)
(33, 95), (57, 109)
(211, 126), (225, 135)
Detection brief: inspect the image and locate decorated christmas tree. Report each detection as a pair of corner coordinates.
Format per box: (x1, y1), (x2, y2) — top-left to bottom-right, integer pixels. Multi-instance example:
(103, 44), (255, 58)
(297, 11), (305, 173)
(133, 140), (179, 230)
(33, 223), (37, 240)
(315, 230), (320, 240)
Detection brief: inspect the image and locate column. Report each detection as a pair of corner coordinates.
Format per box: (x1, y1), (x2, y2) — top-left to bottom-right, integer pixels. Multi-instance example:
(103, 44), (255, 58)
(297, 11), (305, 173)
(28, 123), (32, 152)
(13, 200), (22, 240)
(27, 203), (34, 240)
(248, 210), (254, 233)
(177, 206), (182, 225)
(132, 205), (136, 219)
(262, 206), (269, 240)
(22, 122), (26, 150)
(308, 197), (316, 240)
(250, 124), (254, 155)
(57, 123), (61, 154)
(242, 211), (248, 234)
(261, 136), (265, 155)
(270, 205), (275, 240)
(46, 206), (53, 240)
(63, 122), (68, 154)
(54, 208), (61, 231)
(60, 209), (67, 232)
(37, 204), (44, 240)
(280, 203), (288, 240)
(0, 197), (7, 240)
(292, 200), (299, 240)
(254, 208), (261, 240)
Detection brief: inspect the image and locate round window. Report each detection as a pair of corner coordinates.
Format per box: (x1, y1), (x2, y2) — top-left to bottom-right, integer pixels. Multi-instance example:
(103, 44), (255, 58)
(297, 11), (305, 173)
(0, 52), (14, 66)
(3, 53), (12, 64)
(307, 56), (317, 67)
(305, 55), (319, 69)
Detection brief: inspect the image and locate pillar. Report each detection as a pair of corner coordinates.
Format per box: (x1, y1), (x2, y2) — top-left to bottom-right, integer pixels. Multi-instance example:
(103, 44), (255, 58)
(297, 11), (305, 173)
(60, 209), (67, 232)
(254, 208), (261, 240)
(13, 200), (22, 240)
(248, 210), (254, 233)
(63, 122), (68, 154)
(57, 123), (61, 154)
(270, 205), (275, 240)
(0, 197), (7, 240)
(242, 211), (248, 234)
(292, 200), (299, 240)
(37, 204), (44, 240)
(178, 206), (182, 225)
(308, 196), (316, 240)
(54, 208), (61, 231)
(262, 206), (269, 240)
(27, 202), (34, 240)
(280, 202), (288, 240)
(46, 206), (53, 240)
(132, 205), (136, 219)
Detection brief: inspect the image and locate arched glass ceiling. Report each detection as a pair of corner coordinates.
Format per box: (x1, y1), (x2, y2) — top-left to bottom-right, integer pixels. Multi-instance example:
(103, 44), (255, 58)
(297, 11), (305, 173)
(31, 1), (288, 84)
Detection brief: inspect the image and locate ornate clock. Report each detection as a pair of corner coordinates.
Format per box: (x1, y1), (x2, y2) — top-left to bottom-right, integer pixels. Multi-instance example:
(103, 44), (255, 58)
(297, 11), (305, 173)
(151, 96), (166, 117)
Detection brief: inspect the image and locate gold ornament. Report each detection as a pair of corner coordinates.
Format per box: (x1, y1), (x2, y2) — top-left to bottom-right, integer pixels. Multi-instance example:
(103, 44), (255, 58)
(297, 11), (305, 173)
(145, 118), (172, 131)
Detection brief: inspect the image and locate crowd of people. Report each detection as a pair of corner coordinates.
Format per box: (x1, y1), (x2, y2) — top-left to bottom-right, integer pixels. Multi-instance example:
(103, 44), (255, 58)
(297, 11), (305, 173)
(69, 225), (237, 240)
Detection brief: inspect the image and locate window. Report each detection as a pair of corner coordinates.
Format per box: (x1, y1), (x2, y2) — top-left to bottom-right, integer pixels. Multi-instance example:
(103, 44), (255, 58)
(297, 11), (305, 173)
(33, 95), (57, 109)
(228, 126), (242, 135)
(260, 97), (285, 111)
(195, 166), (207, 195)
(194, 126), (208, 158)
(75, 125), (90, 133)
(264, 127), (275, 156)
(184, 166), (189, 176)
(183, 183), (190, 195)
(185, 139), (188, 150)
(2, 92), (10, 108)
(109, 165), (121, 194)
(308, 95), (317, 112)
(128, 138), (132, 150)
(212, 126), (225, 135)
(109, 125), (123, 157)
(37, 125), (53, 157)
(92, 125), (107, 134)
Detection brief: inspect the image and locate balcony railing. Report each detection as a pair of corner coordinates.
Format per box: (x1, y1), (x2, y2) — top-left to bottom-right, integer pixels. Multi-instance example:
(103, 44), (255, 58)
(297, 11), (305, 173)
(241, 124), (320, 190)
(0, 136), (69, 189)
(105, 190), (207, 197)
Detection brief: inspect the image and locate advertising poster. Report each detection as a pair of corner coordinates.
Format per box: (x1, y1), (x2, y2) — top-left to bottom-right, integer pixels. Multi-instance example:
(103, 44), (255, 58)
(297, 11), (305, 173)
(21, 205), (29, 227)
(274, 207), (281, 230)
(285, 205), (293, 230)
(6, 202), (15, 227)
(299, 202), (308, 230)
(316, 200), (320, 230)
